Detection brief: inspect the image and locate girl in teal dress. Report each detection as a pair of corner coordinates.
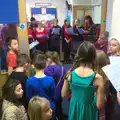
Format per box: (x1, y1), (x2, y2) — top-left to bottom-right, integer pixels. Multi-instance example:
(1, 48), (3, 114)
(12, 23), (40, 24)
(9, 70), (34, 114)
(62, 41), (105, 120)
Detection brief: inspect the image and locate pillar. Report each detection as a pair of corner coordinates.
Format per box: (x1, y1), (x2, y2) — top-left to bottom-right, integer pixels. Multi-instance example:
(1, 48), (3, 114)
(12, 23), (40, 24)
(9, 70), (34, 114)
(17, 0), (29, 55)
(106, 0), (120, 38)
(101, 0), (107, 31)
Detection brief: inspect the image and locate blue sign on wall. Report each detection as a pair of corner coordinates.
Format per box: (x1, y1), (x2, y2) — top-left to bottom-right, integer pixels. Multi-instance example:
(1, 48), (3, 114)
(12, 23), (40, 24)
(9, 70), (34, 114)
(0, 0), (19, 24)
(19, 24), (25, 30)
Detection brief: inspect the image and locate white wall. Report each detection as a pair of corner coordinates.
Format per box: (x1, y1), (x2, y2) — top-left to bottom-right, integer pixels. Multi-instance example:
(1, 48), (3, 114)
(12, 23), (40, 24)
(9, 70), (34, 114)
(106, 0), (113, 37)
(73, 0), (91, 5)
(26, 0), (67, 26)
(106, 0), (120, 39)
(91, 0), (102, 24)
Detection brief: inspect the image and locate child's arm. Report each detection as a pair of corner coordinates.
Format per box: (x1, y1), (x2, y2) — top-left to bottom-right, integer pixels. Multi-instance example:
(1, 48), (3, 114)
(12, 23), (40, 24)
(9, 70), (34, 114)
(61, 74), (71, 97)
(8, 67), (14, 75)
(26, 78), (32, 102)
(50, 77), (56, 101)
(7, 54), (16, 75)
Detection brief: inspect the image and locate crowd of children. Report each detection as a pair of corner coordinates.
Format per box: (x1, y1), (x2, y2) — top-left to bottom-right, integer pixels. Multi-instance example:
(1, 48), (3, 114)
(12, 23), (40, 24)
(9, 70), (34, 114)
(1, 15), (120, 120)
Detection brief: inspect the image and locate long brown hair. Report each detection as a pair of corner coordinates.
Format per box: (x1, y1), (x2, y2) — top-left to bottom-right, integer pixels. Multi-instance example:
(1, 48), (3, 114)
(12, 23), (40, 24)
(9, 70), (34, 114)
(2, 78), (21, 105)
(94, 50), (107, 81)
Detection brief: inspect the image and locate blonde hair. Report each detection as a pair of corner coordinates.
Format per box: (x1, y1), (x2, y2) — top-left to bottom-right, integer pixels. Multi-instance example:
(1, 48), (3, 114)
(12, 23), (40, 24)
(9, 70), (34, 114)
(28, 96), (49, 120)
(45, 51), (62, 66)
(109, 37), (120, 56)
(94, 50), (107, 81)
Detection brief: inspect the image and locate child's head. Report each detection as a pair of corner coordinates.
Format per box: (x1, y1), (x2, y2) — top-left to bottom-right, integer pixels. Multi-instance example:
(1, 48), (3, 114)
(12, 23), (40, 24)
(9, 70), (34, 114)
(94, 50), (107, 80)
(2, 78), (23, 103)
(16, 54), (30, 70)
(45, 51), (61, 66)
(6, 37), (19, 52)
(28, 96), (52, 120)
(31, 50), (44, 64)
(108, 37), (120, 55)
(97, 31), (109, 45)
(33, 53), (46, 70)
(74, 41), (96, 69)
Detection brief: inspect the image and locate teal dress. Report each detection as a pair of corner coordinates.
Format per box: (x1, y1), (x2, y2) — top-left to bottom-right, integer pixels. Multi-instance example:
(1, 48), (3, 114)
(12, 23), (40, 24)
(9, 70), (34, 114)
(68, 70), (98, 120)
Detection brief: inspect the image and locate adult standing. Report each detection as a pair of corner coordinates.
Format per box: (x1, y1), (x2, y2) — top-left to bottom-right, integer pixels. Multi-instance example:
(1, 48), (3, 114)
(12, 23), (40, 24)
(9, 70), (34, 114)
(84, 15), (97, 42)
(49, 18), (62, 54)
(62, 19), (72, 63)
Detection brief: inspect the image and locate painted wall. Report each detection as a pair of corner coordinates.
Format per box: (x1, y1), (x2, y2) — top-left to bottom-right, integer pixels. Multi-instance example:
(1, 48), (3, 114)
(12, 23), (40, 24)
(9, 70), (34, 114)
(106, 0), (114, 38)
(91, 0), (102, 24)
(26, 0), (67, 26)
(73, 0), (91, 5)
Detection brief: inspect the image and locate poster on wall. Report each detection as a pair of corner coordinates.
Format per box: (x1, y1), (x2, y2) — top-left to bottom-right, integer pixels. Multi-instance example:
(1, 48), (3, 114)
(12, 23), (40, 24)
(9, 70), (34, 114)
(41, 8), (46, 15)
(33, 14), (55, 21)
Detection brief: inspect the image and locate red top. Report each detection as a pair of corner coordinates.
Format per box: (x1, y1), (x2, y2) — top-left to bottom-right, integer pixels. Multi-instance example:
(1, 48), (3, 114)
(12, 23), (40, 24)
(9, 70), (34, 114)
(64, 26), (71, 41)
(34, 28), (48, 43)
(7, 52), (17, 68)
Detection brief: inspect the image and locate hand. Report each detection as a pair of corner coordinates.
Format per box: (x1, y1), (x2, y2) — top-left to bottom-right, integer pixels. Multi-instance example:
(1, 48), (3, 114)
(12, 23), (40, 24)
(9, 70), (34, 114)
(117, 92), (120, 104)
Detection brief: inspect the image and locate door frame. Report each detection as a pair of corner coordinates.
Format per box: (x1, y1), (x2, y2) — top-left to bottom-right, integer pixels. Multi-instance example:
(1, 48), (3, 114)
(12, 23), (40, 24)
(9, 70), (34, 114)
(72, 5), (92, 26)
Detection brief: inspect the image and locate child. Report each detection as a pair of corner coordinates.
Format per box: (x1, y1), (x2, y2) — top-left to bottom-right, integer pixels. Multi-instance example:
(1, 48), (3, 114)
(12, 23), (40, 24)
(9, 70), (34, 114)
(94, 50), (108, 120)
(28, 96), (52, 120)
(108, 37), (120, 56)
(1, 78), (27, 120)
(8, 53), (30, 109)
(94, 31), (109, 55)
(29, 49), (44, 77)
(107, 37), (120, 119)
(62, 41), (104, 120)
(6, 37), (19, 75)
(44, 51), (66, 120)
(26, 53), (56, 120)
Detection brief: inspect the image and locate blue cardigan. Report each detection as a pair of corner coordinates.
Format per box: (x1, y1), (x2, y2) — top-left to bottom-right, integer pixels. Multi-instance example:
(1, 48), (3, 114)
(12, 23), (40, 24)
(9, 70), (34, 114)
(26, 76), (56, 110)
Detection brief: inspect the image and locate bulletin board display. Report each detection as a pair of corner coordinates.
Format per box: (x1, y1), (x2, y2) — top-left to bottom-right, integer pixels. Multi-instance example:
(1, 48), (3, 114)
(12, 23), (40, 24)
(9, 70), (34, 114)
(31, 7), (57, 21)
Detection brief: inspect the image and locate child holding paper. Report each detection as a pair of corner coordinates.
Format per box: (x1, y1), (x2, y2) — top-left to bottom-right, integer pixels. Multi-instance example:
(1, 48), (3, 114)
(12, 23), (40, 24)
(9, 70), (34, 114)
(107, 37), (120, 120)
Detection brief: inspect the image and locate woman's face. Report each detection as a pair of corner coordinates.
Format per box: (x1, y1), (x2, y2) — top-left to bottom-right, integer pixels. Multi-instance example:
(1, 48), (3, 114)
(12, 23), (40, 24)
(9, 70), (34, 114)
(66, 21), (70, 26)
(85, 19), (89, 24)
(41, 100), (52, 120)
(108, 39), (120, 54)
(38, 23), (43, 28)
(14, 84), (23, 98)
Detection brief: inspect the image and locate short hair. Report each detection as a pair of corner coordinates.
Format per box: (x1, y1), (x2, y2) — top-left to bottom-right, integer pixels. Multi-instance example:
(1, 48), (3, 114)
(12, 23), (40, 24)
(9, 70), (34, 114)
(33, 54), (46, 70)
(30, 17), (35, 22)
(6, 37), (17, 46)
(31, 50), (44, 63)
(16, 54), (30, 67)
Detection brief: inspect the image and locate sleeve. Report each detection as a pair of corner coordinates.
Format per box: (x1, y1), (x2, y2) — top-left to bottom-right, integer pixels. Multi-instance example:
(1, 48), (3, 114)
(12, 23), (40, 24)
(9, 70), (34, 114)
(49, 27), (52, 37)
(50, 77), (56, 101)
(61, 26), (64, 40)
(4, 107), (17, 120)
(7, 54), (16, 67)
(26, 78), (32, 102)
(44, 67), (55, 76)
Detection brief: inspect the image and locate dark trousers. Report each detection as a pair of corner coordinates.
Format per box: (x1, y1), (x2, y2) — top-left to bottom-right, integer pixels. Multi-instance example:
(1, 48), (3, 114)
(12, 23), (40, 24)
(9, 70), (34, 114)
(63, 41), (71, 62)
(55, 98), (64, 120)
(36, 43), (48, 53)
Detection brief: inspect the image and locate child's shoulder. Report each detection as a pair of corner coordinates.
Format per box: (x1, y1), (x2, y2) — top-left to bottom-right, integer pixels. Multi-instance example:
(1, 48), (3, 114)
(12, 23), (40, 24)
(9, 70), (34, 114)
(45, 75), (54, 82)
